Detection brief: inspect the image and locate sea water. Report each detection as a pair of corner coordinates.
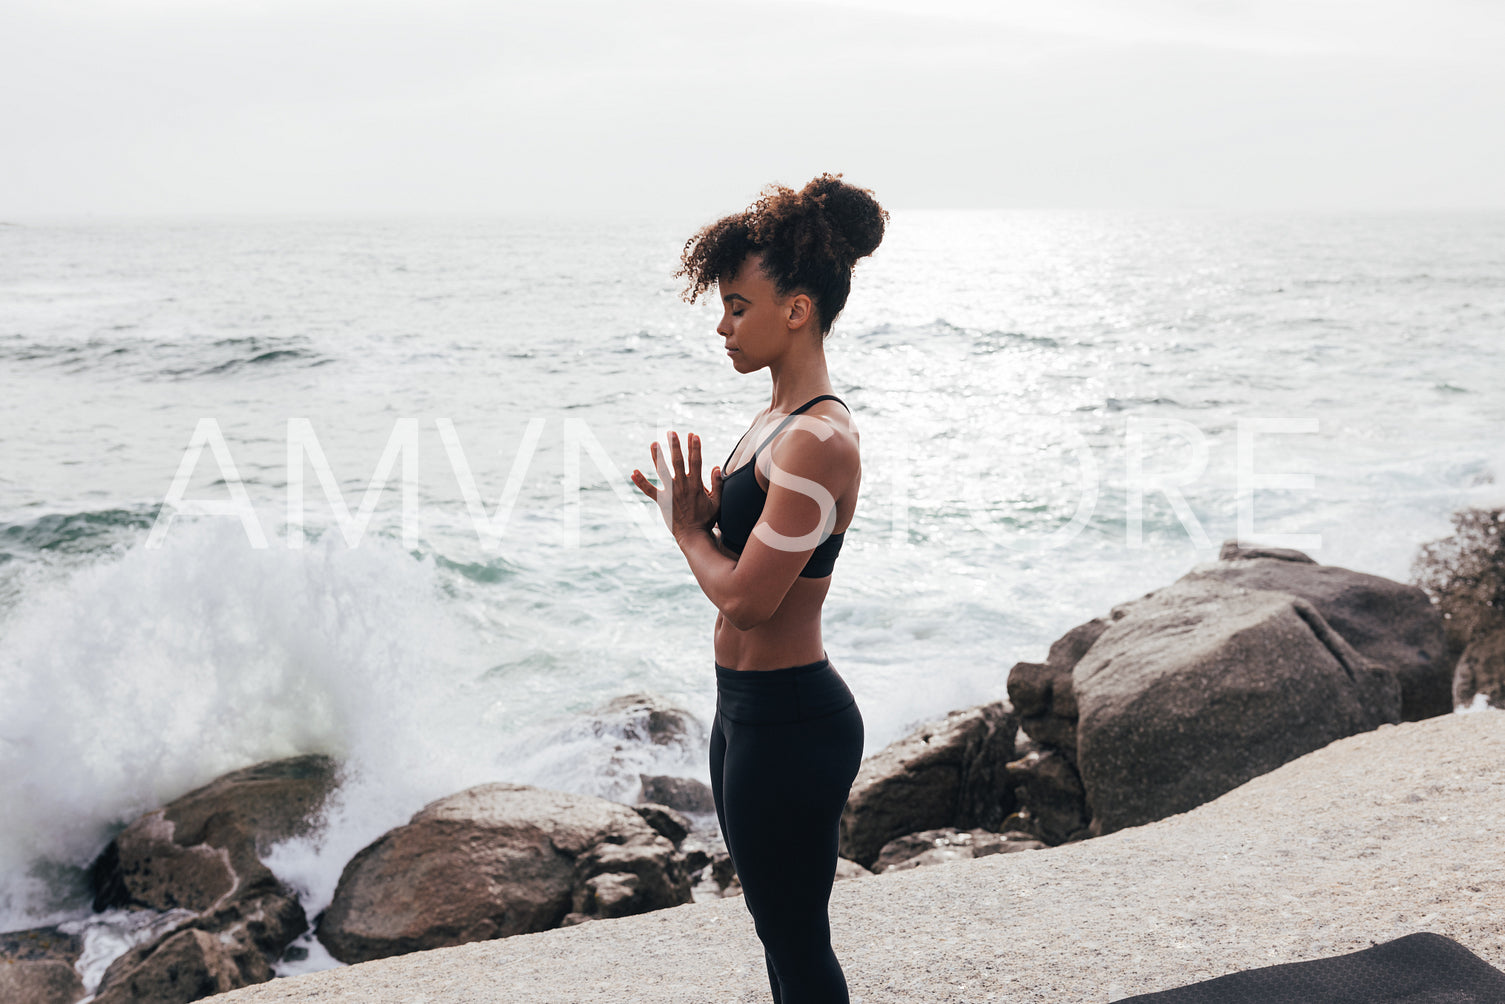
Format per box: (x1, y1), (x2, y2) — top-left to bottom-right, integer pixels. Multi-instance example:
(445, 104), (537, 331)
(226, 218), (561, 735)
(1, 210), (1502, 973)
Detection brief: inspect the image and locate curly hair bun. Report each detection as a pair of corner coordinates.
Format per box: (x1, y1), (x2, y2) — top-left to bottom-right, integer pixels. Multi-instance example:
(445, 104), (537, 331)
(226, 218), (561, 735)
(798, 173), (886, 262)
(676, 172), (888, 336)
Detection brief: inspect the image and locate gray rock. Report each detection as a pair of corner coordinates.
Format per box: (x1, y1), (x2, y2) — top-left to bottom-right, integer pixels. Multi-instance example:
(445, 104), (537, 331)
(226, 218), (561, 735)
(1217, 540), (1318, 563)
(83, 756), (325, 1002)
(838, 701), (1018, 869)
(574, 872), (641, 918)
(632, 802), (691, 845)
(91, 889), (307, 1004)
(0, 926), (84, 1004)
(590, 694), (705, 753)
(1187, 544), (1450, 720)
(1004, 746), (1090, 845)
(317, 782), (692, 964)
(1007, 618), (1108, 757)
(90, 753), (338, 912)
(92, 928), (249, 1004)
(1077, 576), (1402, 835)
(873, 827), (1043, 873)
(1453, 622), (1505, 709)
(638, 774), (716, 814)
(710, 850), (738, 894)
(572, 828), (691, 916)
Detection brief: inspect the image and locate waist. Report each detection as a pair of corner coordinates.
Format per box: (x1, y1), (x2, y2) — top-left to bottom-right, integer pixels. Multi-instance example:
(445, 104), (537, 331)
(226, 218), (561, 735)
(714, 655), (857, 724)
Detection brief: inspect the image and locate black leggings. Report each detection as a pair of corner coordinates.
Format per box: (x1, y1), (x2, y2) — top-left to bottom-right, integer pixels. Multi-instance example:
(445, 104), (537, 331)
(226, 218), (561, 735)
(710, 655), (865, 1004)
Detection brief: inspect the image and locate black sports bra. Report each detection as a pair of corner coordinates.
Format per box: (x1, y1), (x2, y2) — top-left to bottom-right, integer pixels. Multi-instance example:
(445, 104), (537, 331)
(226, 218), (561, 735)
(715, 394), (849, 578)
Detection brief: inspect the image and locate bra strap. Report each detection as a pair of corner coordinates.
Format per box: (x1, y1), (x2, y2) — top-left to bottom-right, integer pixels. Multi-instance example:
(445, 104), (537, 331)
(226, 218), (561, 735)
(749, 395), (848, 463)
(725, 394), (849, 472)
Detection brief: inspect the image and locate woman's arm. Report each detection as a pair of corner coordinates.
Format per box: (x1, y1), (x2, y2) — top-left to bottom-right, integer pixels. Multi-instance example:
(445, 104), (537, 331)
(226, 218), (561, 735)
(669, 422), (858, 630)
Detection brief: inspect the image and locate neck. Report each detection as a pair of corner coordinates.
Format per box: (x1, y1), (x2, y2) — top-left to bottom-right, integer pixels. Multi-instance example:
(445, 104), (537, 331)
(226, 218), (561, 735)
(766, 330), (834, 412)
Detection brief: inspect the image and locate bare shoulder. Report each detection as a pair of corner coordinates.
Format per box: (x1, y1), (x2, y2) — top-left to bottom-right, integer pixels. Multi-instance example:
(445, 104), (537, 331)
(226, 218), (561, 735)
(765, 401), (860, 477)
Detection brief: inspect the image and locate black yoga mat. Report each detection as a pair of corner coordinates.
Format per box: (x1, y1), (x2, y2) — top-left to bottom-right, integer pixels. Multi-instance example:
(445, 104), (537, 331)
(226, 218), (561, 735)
(1115, 932), (1505, 1003)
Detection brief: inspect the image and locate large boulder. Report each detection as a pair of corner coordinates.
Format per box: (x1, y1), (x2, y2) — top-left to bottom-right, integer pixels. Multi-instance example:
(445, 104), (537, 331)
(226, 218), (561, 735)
(1006, 542), (1442, 839)
(84, 755), (334, 1003)
(317, 782), (693, 963)
(838, 701), (1017, 869)
(0, 926), (85, 1004)
(1453, 622), (1505, 709)
(1076, 575), (1402, 835)
(1185, 539), (1452, 719)
(90, 753), (338, 912)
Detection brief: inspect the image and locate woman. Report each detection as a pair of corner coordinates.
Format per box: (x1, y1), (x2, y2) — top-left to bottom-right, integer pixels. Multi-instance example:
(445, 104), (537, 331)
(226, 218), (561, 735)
(630, 173), (887, 1003)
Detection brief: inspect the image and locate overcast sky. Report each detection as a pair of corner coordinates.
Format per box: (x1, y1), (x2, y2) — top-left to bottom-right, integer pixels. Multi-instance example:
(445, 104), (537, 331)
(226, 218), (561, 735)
(3, 0), (1502, 217)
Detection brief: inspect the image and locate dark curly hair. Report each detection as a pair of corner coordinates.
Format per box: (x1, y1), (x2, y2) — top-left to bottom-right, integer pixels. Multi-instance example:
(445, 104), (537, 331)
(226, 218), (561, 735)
(676, 173), (887, 337)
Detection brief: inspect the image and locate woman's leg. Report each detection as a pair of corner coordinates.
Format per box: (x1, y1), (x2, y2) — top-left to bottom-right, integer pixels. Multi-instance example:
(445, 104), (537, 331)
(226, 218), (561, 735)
(713, 710), (785, 1001)
(719, 702), (865, 1004)
(710, 708), (729, 850)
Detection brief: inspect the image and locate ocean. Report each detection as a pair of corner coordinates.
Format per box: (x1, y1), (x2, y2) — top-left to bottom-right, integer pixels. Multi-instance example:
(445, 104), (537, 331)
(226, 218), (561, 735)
(2, 209), (1502, 976)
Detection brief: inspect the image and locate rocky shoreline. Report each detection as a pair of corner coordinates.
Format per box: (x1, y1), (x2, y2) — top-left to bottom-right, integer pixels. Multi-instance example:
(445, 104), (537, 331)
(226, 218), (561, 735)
(3, 534), (1501, 1003)
(215, 707), (1505, 1003)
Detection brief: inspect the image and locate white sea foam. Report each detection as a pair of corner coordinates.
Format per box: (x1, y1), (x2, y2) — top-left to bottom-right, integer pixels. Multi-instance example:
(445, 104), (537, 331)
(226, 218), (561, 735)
(0, 508), (482, 929)
(1455, 692), (1499, 714)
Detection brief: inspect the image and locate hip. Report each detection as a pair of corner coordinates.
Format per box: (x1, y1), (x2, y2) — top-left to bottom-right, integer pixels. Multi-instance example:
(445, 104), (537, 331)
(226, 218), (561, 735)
(714, 654), (859, 726)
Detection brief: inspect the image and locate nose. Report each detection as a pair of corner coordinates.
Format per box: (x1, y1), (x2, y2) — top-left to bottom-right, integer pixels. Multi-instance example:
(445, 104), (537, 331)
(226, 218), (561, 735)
(716, 314), (732, 338)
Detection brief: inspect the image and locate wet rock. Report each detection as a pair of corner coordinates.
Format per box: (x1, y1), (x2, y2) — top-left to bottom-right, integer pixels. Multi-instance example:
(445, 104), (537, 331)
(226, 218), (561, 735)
(632, 802), (691, 845)
(838, 701), (1018, 869)
(590, 694), (705, 753)
(92, 928), (248, 1004)
(90, 754), (338, 913)
(82, 755), (329, 1002)
(638, 774), (716, 814)
(0, 926), (84, 1004)
(90, 889), (307, 1004)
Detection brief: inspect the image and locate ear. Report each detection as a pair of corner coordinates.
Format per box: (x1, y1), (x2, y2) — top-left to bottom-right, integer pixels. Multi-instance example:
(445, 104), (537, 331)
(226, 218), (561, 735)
(785, 292), (814, 330)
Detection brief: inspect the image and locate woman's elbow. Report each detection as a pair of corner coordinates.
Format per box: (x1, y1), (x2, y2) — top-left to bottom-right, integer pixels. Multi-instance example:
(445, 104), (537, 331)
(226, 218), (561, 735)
(724, 595), (775, 631)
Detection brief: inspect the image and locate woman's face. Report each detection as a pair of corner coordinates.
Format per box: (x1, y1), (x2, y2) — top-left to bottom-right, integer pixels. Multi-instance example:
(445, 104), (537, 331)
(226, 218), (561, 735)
(716, 254), (792, 372)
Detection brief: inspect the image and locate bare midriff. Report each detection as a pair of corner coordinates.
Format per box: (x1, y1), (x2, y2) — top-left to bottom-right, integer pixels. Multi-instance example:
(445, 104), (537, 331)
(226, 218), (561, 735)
(712, 571), (833, 671)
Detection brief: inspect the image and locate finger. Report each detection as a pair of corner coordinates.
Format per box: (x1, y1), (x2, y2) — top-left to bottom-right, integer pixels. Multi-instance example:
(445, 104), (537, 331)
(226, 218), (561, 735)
(630, 469), (657, 502)
(648, 447), (674, 528)
(687, 432), (702, 484)
(651, 439), (673, 497)
(668, 430), (686, 481)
